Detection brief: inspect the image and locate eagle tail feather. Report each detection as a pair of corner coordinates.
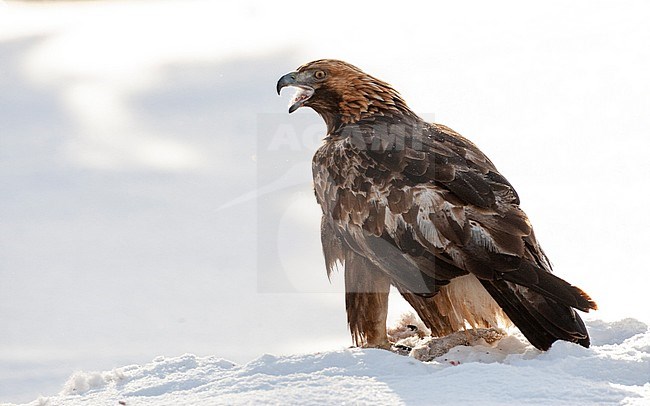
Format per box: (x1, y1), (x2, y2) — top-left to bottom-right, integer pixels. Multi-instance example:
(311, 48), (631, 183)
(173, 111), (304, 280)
(481, 279), (591, 350)
(500, 263), (598, 313)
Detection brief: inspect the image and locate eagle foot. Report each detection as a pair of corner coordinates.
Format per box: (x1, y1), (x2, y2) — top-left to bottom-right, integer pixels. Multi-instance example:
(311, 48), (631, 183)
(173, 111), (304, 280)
(360, 341), (392, 350)
(390, 343), (413, 356)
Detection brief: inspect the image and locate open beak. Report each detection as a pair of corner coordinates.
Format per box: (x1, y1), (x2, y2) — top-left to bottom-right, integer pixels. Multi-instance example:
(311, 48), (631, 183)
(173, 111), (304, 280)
(276, 71), (314, 113)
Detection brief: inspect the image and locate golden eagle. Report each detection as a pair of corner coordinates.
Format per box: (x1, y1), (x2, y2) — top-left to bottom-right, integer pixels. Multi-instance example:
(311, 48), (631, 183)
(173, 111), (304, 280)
(277, 59), (597, 350)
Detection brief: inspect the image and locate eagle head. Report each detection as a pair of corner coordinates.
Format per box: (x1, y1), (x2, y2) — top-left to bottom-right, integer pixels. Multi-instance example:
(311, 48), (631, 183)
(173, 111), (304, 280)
(277, 59), (415, 133)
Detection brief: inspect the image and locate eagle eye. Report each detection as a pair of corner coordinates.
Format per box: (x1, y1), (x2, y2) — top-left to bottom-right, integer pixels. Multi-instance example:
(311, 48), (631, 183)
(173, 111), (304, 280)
(314, 70), (327, 80)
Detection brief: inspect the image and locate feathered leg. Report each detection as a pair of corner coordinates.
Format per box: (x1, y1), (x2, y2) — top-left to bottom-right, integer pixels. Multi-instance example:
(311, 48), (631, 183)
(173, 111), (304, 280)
(396, 287), (455, 337)
(345, 251), (391, 349)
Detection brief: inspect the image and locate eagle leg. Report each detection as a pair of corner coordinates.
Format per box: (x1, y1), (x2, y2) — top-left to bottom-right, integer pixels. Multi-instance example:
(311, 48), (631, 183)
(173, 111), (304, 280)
(344, 251), (391, 349)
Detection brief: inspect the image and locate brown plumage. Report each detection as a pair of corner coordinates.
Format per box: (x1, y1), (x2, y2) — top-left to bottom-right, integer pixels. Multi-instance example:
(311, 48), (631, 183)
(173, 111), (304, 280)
(277, 59), (597, 351)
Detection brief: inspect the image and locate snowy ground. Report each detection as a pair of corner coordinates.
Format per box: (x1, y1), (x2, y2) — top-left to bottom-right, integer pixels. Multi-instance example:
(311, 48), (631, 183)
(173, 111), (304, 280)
(10, 319), (650, 405)
(1, 0), (650, 404)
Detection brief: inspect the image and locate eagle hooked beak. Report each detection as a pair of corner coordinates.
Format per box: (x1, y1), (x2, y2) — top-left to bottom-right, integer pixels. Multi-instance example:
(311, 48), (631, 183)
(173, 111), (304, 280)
(276, 71), (315, 113)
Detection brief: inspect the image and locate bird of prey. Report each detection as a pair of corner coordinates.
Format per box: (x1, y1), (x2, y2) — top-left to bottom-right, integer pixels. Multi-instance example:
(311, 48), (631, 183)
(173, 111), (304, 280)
(276, 59), (597, 351)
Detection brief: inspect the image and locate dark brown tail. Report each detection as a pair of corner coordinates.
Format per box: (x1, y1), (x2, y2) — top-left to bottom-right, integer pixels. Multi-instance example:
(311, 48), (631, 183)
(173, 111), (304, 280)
(481, 279), (594, 350)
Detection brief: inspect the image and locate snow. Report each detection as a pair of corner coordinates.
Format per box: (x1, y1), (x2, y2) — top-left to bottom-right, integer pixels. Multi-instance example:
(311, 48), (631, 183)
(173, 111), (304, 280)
(1, 0), (650, 404)
(8, 319), (649, 405)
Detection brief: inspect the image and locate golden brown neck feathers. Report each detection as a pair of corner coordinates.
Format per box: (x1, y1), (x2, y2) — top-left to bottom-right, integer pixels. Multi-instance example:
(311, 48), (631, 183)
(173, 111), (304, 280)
(298, 60), (419, 134)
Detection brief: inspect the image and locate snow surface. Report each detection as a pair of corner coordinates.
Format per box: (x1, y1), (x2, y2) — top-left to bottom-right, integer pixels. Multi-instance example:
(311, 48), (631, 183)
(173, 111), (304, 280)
(8, 318), (650, 405)
(2, 0), (650, 404)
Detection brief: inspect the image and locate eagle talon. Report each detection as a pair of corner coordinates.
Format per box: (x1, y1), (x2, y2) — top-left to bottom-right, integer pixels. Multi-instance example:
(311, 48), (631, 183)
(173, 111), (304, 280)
(390, 343), (413, 356)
